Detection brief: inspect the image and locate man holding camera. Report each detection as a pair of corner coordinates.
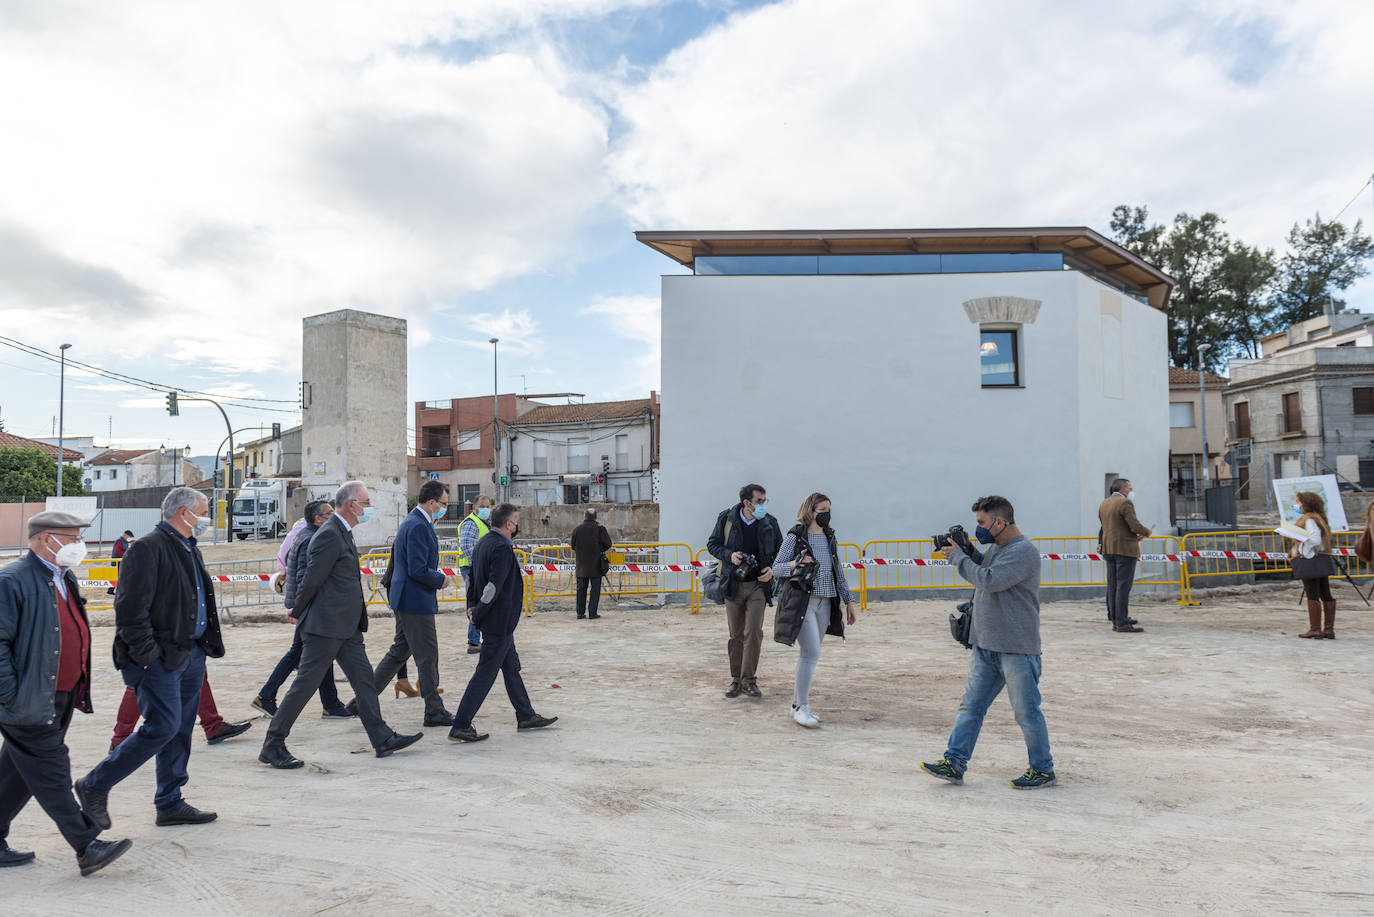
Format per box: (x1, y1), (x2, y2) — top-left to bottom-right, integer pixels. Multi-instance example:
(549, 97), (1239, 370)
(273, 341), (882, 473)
(706, 484), (781, 699)
(921, 496), (1056, 790)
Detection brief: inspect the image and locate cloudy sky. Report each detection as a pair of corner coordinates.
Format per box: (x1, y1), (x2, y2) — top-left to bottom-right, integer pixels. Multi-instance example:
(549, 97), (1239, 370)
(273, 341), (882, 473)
(1, 0), (1371, 456)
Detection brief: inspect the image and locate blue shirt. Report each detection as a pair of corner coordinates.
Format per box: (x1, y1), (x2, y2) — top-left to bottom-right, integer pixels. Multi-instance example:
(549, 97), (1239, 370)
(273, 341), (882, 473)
(158, 521), (207, 638)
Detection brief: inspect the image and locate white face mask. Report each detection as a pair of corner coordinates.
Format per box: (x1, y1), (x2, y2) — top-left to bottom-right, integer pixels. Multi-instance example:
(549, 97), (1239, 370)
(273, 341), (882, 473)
(50, 536), (88, 569)
(194, 515), (213, 536)
(1125, 491), (1134, 501)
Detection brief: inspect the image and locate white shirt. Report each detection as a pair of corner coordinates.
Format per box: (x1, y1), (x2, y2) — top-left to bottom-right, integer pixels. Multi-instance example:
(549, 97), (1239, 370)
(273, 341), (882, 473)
(35, 553), (69, 600)
(1296, 517), (1325, 559)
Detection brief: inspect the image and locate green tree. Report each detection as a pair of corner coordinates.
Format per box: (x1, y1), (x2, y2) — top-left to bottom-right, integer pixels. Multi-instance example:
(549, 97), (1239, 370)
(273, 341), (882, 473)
(1269, 214), (1373, 328)
(1215, 242), (1279, 359)
(0, 446), (87, 500)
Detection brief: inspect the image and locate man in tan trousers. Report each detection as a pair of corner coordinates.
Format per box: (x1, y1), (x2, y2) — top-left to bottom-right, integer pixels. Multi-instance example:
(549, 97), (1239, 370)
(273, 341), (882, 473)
(1097, 478), (1152, 633)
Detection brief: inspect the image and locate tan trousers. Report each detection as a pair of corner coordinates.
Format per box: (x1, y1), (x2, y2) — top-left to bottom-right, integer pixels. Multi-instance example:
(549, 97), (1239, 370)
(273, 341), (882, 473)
(726, 580), (766, 683)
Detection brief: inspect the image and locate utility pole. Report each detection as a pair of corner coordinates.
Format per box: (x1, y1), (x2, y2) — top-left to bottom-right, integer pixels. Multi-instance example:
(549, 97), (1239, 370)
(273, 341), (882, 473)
(56, 343), (71, 496)
(490, 337), (501, 502)
(1197, 342), (1212, 492)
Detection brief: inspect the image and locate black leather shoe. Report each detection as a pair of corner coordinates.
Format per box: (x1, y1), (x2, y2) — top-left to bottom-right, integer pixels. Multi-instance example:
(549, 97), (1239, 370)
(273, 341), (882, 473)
(742, 682), (762, 698)
(466, 644), (480, 655)
(447, 726), (489, 743)
(74, 778), (111, 830)
(206, 721), (253, 745)
(576, 613), (586, 619)
(1113, 624), (1145, 633)
(588, 613), (600, 619)
(155, 802), (217, 826)
(320, 707), (355, 718)
(376, 732), (424, 758)
(345, 699), (359, 717)
(724, 681), (742, 698)
(258, 742), (304, 769)
(0, 842), (35, 867)
(423, 712), (455, 727)
(517, 714), (558, 731)
(78, 838), (132, 877)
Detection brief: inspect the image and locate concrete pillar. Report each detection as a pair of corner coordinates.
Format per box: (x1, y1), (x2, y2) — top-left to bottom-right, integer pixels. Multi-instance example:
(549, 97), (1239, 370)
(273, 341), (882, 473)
(301, 310), (408, 547)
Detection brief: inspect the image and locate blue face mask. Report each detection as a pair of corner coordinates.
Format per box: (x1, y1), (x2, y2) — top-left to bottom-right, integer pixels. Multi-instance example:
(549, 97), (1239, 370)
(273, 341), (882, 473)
(975, 522), (998, 544)
(432, 506), (447, 521)
(752, 502), (768, 519)
(358, 506), (374, 524)
(477, 506), (491, 521)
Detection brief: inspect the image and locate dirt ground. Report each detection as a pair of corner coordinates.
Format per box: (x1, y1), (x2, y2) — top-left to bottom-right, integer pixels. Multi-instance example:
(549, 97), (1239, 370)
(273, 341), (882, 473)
(5, 582), (1373, 916)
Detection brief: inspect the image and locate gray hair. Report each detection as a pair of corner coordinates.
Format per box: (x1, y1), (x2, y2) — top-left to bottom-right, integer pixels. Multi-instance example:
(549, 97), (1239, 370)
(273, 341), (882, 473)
(162, 486), (207, 520)
(1109, 478), (1131, 495)
(335, 480), (366, 507)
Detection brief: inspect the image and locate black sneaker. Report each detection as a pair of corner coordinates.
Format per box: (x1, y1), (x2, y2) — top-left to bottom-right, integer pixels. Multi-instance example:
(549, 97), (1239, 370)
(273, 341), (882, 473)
(920, 758), (964, 785)
(1010, 768), (1057, 789)
(724, 681), (742, 698)
(74, 778), (111, 830)
(78, 838), (132, 877)
(742, 682), (762, 698)
(206, 721), (252, 745)
(251, 696), (278, 716)
(517, 714), (558, 731)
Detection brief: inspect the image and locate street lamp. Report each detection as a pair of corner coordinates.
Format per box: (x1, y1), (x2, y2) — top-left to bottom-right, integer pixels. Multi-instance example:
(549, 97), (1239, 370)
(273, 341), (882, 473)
(490, 337), (500, 502)
(56, 342), (71, 494)
(1197, 343), (1212, 491)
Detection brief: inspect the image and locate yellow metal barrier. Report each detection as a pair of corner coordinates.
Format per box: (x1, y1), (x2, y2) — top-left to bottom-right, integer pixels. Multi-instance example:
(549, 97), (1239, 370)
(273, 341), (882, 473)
(860, 539), (959, 603)
(520, 543), (698, 615)
(1178, 529), (1372, 604)
(1033, 536), (1184, 600)
(81, 558), (121, 611)
(360, 551), (472, 608)
(693, 543), (866, 611)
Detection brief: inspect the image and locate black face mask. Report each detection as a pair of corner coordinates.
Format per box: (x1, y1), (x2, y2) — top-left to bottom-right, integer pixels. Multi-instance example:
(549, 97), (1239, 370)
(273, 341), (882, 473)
(510, 526), (520, 539)
(815, 511), (831, 529)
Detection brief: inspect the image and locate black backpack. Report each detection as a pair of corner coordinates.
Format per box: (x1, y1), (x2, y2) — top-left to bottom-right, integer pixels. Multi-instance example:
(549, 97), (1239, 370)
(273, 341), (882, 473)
(379, 546), (396, 592)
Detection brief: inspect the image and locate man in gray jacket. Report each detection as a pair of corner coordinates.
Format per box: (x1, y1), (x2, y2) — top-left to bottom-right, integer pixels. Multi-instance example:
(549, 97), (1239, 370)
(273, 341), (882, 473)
(921, 495), (1056, 790)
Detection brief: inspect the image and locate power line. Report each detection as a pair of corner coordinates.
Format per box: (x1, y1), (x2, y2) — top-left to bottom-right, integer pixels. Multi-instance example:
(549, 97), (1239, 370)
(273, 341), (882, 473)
(1332, 174), (1373, 223)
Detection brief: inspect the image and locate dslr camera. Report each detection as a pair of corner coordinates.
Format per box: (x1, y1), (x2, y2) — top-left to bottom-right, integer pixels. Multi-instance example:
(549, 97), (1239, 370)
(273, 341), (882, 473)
(733, 553), (758, 579)
(932, 524), (973, 553)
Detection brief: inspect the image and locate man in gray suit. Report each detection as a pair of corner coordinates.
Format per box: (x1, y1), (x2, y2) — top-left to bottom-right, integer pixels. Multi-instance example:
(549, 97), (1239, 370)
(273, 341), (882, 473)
(258, 482), (423, 768)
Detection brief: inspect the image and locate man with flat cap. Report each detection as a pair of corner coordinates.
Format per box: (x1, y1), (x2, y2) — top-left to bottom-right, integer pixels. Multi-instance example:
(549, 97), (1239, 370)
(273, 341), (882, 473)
(0, 511), (131, 875)
(76, 487), (225, 831)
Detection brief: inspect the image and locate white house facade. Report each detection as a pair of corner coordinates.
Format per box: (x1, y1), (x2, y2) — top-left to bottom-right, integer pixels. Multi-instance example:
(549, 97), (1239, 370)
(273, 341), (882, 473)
(639, 227), (1174, 549)
(85, 448), (204, 492)
(505, 395), (659, 506)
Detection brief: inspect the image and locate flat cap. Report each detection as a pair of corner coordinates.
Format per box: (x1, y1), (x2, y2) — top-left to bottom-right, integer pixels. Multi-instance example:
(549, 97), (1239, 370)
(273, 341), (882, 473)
(28, 511), (90, 538)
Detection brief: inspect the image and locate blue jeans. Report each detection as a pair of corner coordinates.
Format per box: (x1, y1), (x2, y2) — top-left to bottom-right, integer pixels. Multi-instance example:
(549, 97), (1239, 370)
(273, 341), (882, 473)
(86, 646), (206, 811)
(944, 647), (1053, 775)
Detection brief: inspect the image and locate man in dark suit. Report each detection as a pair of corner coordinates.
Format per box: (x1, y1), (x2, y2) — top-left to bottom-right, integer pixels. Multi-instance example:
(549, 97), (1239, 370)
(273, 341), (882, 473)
(258, 481), (423, 768)
(448, 504), (556, 743)
(362, 480), (452, 727)
(78, 488), (226, 830)
(1, 512), (131, 875)
(569, 509), (612, 620)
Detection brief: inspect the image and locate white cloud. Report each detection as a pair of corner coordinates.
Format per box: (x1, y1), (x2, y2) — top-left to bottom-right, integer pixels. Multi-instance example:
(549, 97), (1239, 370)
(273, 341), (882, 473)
(583, 293), (659, 396)
(607, 0), (1374, 257)
(457, 309), (545, 357)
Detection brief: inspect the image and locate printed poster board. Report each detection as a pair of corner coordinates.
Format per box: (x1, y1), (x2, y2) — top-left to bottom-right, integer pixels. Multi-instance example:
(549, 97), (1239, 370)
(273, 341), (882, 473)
(1272, 475), (1349, 532)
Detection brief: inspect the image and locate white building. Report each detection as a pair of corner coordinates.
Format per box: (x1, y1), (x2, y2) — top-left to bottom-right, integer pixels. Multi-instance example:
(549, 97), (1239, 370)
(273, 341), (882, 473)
(85, 448), (204, 492)
(638, 227), (1175, 547)
(32, 435), (106, 463)
(235, 425), (303, 480)
(505, 395), (660, 506)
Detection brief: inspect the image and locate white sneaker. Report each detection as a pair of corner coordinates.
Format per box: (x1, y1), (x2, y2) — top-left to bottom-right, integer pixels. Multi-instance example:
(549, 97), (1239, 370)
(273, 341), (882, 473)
(791, 704), (820, 728)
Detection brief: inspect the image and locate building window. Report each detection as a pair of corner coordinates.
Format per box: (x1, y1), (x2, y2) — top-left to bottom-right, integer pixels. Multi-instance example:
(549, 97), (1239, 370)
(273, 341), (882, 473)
(1361, 460), (1374, 488)
(452, 484), (479, 508)
(1282, 392), (1302, 433)
(564, 483), (589, 504)
(979, 330), (1019, 387)
(533, 440), (548, 474)
(1354, 387), (1374, 415)
(1169, 402), (1195, 428)
(94, 469), (102, 479)
(614, 483), (632, 503)
(567, 438), (589, 473)
(111, 468), (117, 479)
(457, 430), (481, 451)
(1234, 402), (1250, 439)
(615, 435), (629, 471)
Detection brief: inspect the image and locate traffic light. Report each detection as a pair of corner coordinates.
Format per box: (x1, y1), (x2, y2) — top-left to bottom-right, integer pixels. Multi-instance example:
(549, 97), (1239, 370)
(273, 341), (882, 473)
(272, 422), (281, 440)
(165, 391), (179, 416)
(602, 457), (611, 477)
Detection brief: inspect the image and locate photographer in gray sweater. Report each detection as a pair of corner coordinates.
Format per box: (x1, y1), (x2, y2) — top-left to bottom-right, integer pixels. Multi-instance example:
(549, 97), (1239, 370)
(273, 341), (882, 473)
(921, 495), (1056, 790)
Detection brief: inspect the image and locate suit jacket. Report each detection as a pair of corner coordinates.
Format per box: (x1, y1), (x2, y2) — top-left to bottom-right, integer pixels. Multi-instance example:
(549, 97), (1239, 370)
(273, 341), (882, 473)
(389, 507), (446, 615)
(1098, 494), (1152, 557)
(0, 554), (93, 725)
(569, 520), (612, 579)
(294, 514), (369, 639)
(112, 523), (225, 671)
(469, 531), (524, 638)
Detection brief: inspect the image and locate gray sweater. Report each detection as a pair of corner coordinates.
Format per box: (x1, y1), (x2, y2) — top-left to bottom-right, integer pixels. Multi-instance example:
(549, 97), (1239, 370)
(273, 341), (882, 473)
(954, 535), (1041, 655)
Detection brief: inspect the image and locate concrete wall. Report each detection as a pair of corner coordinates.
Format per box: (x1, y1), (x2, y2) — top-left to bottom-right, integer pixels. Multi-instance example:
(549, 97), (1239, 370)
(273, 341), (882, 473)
(659, 270), (1169, 550)
(301, 310), (408, 544)
(516, 503), (660, 544)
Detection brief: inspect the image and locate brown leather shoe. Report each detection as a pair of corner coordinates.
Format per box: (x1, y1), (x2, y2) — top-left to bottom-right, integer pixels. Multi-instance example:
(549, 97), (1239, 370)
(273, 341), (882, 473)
(1299, 599), (1323, 638)
(1320, 600), (1335, 639)
(1112, 624), (1144, 633)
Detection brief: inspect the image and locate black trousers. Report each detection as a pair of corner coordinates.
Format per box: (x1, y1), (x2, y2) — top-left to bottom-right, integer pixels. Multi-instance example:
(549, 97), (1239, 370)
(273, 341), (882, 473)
(1104, 554), (1138, 625)
(576, 576), (602, 617)
(267, 631), (393, 748)
(372, 611), (447, 719)
(454, 634), (535, 729)
(0, 691), (101, 854)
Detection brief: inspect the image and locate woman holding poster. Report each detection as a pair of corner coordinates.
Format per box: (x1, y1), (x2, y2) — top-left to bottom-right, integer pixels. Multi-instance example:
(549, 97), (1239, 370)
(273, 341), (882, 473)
(1288, 491), (1337, 639)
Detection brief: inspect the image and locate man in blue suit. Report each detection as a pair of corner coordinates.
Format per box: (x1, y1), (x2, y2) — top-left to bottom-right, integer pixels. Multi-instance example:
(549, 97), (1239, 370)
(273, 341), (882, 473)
(364, 480), (452, 727)
(448, 504), (557, 743)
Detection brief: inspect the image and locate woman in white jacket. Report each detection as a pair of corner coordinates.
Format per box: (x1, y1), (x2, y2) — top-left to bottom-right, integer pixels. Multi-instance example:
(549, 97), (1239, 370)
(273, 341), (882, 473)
(1291, 491), (1336, 639)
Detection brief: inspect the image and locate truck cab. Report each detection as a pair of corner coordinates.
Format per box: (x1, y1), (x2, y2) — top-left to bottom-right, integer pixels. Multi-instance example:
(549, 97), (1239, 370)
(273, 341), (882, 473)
(231, 478), (289, 540)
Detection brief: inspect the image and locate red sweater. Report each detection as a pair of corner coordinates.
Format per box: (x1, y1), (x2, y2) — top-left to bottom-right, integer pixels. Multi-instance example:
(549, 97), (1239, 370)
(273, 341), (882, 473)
(56, 587), (90, 692)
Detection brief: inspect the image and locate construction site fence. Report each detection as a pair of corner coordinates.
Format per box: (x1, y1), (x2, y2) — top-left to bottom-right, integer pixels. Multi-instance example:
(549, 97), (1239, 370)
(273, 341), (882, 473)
(68, 530), (1373, 623)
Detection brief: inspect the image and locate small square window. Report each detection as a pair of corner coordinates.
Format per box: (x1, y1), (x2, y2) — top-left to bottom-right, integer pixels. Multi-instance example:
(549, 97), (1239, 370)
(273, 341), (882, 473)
(980, 330), (1019, 387)
(1354, 387), (1374, 415)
